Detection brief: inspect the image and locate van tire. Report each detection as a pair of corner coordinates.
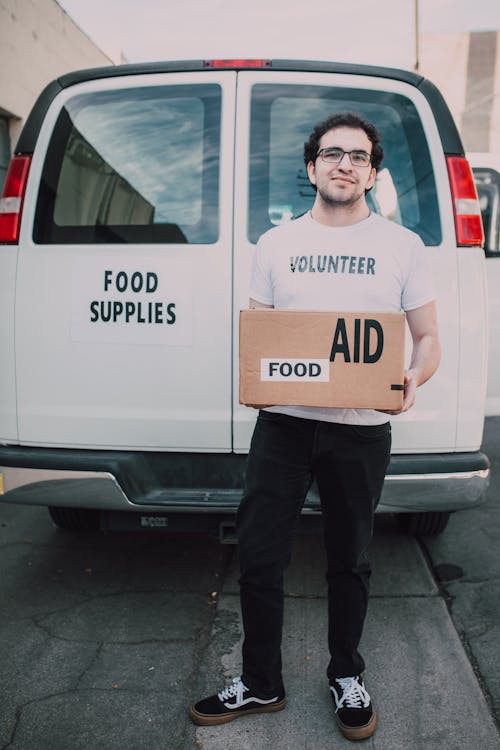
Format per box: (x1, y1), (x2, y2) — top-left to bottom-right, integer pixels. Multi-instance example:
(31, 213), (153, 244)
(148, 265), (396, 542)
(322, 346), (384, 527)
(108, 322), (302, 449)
(395, 511), (451, 537)
(48, 506), (100, 531)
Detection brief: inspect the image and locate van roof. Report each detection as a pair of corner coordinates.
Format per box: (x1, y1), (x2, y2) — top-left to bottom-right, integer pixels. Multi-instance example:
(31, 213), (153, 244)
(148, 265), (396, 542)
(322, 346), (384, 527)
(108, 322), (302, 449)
(16, 58), (463, 155)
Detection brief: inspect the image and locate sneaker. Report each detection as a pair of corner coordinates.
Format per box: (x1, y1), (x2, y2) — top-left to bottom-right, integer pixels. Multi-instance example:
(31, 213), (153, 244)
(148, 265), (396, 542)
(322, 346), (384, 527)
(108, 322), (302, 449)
(189, 676), (287, 726)
(330, 675), (377, 741)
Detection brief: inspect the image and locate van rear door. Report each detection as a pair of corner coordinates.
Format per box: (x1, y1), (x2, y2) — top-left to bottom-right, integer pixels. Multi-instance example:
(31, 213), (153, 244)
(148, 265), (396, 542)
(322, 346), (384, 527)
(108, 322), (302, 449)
(16, 72), (236, 451)
(232, 70), (466, 453)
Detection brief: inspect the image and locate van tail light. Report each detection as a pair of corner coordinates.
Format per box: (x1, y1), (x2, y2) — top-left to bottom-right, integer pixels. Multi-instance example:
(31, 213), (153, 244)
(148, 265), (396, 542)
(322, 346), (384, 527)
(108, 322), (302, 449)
(204, 59), (272, 68)
(446, 156), (484, 247)
(0, 155), (32, 244)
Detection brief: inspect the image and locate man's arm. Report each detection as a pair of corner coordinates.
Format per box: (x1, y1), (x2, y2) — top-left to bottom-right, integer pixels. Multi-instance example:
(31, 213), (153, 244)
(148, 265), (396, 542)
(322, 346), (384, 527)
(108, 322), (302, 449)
(387, 300), (441, 415)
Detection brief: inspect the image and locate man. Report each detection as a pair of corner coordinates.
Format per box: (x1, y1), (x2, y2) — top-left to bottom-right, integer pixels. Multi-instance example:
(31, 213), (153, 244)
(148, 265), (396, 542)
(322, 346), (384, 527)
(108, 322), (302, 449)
(189, 112), (441, 741)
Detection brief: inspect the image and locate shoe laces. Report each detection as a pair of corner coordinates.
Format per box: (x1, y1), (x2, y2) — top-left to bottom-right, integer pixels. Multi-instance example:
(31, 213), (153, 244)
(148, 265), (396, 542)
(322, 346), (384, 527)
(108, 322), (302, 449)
(218, 677), (249, 703)
(333, 676), (370, 711)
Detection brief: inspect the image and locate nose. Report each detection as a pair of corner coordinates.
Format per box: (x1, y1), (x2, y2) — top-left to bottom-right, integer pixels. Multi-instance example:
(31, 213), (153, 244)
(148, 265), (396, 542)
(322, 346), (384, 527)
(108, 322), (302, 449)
(337, 152), (352, 169)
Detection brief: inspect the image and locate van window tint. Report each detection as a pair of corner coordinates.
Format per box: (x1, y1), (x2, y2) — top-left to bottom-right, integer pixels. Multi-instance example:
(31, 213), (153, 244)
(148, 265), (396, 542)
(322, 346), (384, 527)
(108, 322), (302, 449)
(473, 167), (500, 255)
(34, 84), (221, 244)
(248, 84), (441, 246)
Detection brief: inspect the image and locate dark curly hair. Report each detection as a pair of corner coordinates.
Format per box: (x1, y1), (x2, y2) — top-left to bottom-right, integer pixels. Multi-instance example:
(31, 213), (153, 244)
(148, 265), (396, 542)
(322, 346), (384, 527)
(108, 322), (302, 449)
(304, 112), (384, 171)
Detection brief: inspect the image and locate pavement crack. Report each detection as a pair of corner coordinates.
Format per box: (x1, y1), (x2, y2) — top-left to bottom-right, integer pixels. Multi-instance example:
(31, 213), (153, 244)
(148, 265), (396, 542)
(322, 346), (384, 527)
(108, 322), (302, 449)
(75, 642), (104, 688)
(32, 614), (200, 645)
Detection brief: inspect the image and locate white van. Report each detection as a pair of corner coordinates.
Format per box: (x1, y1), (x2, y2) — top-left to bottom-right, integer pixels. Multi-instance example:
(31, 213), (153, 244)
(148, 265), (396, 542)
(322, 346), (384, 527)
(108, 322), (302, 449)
(0, 59), (490, 538)
(468, 152), (500, 416)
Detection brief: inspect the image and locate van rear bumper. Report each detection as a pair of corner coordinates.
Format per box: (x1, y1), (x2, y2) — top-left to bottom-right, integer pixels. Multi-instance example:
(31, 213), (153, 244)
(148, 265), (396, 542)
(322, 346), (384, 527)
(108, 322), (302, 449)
(0, 447), (490, 515)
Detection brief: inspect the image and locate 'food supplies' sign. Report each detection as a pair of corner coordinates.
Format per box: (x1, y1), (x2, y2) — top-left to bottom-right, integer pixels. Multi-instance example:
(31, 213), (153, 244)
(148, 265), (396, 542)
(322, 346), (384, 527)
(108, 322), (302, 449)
(71, 258), (193, 345)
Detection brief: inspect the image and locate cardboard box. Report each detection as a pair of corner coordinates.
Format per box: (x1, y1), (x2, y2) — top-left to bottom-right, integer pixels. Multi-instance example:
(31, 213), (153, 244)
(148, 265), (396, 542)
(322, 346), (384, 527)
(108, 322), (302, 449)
(239, 309), (406, 410)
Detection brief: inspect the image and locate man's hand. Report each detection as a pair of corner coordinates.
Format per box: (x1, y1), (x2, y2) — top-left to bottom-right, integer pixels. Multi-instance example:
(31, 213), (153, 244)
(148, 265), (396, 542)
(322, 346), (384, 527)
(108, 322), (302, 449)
(378, 301), (440, 416)
(379, 370), (418, 415)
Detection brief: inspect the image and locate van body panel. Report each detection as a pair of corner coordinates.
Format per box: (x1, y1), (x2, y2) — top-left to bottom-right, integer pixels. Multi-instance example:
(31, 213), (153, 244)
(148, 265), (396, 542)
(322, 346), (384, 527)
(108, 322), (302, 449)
(455, 248), (489, 447)
(0, 60), (491, 525)
(0, 248), (18, 441)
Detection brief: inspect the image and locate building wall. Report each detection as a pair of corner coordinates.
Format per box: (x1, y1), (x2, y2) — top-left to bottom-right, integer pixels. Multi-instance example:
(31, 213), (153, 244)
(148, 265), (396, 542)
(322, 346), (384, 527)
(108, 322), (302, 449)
(420, 30), (500, 153)
(0, 0), (113, 182)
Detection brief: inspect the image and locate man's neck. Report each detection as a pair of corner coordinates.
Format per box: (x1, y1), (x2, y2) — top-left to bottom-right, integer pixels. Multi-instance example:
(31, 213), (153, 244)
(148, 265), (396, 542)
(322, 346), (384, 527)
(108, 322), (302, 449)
(310, 200), (371, 228)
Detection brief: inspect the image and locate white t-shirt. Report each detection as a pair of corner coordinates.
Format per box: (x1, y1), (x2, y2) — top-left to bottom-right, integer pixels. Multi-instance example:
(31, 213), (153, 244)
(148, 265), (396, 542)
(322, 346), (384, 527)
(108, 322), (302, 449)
(249, 211), (436, 425)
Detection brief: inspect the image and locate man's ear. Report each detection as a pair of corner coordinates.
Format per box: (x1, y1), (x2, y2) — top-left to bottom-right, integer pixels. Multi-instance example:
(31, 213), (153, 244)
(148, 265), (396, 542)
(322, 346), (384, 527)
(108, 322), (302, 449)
(365, 167), (376, 191)
(306, 160), (317, 186)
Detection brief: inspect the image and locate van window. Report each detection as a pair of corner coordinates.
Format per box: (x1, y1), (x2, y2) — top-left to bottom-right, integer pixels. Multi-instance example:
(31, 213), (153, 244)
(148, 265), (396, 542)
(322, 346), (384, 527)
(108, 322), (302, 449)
(473, 167), (500, 255)
(248, 84), (441, 246)
(34, 84), (221, 244)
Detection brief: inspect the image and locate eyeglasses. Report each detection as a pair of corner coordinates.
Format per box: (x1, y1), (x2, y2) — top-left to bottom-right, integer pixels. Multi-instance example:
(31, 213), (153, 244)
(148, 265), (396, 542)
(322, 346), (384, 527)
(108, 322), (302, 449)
(316, 147), (372, 167)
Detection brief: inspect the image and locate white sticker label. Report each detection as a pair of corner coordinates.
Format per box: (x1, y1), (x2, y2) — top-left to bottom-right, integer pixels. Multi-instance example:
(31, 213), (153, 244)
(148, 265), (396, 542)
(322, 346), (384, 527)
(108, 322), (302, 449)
(260, 358), (330, 382)
(71, 257), (193, 346)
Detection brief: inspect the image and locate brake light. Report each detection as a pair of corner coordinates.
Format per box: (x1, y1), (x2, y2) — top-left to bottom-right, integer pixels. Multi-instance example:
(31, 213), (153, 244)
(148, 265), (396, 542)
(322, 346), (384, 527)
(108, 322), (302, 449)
(446, 156), (484, 247)
(0, 156), (32, 244)
(204, 59), (272, 68)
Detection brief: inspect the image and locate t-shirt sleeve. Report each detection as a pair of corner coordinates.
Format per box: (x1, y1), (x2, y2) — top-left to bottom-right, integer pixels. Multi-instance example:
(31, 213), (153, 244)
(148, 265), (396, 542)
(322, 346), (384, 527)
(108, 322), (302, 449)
(249, 235), (274, 305)
(401, 235), (437, 311)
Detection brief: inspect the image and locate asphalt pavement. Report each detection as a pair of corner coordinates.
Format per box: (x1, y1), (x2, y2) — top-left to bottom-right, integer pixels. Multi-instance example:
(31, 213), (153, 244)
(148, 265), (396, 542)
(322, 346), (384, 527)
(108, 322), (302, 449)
(0, 419), (499, 749)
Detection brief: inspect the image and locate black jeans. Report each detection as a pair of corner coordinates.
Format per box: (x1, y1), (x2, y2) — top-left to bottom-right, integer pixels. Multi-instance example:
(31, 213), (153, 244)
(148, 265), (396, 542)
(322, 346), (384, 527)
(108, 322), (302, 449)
(237, 410), (391, 697)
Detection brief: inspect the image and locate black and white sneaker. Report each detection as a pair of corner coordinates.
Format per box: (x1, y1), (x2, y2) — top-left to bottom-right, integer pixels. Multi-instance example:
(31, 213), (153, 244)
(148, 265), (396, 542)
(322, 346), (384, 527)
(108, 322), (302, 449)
(189, 676), (287, 726)
(330, 675), (377, 740)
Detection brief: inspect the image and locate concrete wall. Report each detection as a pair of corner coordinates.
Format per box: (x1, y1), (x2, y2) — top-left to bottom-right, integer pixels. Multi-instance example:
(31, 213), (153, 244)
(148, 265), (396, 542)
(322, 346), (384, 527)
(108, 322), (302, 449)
(420, 30), (500, 153)
(0, 0), (113, 154)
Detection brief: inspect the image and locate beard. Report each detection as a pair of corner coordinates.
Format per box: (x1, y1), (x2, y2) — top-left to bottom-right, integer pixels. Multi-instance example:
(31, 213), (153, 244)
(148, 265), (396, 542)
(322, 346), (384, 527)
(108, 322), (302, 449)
(316, 180), (366, 208)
